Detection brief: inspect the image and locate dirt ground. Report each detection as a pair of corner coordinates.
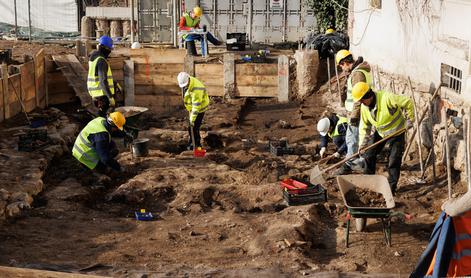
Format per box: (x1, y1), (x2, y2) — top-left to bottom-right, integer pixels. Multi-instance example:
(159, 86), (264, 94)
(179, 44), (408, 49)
(0, 42), (465, 277)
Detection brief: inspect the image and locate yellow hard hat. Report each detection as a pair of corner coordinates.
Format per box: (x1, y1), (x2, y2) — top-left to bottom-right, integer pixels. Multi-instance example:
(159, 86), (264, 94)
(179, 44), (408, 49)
(335, 49), (352, 65)
(352, 82), (370, 102)
(193, 6), (203, 17)
(107, 111), (126, 130)
(325, 28), (335, 34)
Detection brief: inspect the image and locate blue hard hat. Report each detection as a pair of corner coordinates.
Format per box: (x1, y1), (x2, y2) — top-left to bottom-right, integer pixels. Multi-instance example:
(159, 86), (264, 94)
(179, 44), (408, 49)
(98, 35), (113, 49)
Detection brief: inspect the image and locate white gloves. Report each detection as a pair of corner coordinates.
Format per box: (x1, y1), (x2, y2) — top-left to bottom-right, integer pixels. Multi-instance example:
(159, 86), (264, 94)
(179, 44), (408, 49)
(319, 147), (326, 158)
(333, 152), (341, 158)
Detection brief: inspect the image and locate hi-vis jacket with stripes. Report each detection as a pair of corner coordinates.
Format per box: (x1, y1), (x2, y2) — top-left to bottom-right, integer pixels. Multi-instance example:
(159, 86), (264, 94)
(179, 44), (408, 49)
(359, 90), (414, 148)
(87, 56), (115, 98)
(72, 117), (110, 169)
(184, 76), (209, 124)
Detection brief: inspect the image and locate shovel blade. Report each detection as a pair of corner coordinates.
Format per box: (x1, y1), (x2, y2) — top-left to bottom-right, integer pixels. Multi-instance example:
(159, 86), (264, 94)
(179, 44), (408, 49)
(310, 165), (326, 185)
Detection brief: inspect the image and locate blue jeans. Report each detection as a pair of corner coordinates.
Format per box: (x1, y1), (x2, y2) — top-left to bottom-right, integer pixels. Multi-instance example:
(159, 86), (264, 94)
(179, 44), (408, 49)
(345, 125), (359, 167)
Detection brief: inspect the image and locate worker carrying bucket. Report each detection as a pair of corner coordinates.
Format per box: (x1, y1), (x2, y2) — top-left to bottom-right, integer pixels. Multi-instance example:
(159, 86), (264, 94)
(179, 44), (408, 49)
(177, 72), (209, 153)
(353, 82), (415, 194)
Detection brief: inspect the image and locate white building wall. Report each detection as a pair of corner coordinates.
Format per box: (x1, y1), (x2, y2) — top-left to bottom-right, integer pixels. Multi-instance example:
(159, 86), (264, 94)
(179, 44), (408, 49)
(350, 0), (471, 102)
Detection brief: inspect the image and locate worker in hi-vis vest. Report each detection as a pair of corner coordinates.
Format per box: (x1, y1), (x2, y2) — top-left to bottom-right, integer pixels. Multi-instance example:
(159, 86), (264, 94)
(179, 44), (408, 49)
(177, 72), (209, 150)
(72, 111), (126, 173)
(352, 82), (414, 194)
(317, 113), (348, 159)
(178, 6), (222, 56)
(87, 35), (122, 117)
(334, 49), (373, 175)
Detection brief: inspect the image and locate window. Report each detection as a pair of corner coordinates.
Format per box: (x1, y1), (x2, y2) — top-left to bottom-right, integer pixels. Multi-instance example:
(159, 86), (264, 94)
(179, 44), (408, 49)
(370, 0), (382, 9)
(441, 63), (462, 94)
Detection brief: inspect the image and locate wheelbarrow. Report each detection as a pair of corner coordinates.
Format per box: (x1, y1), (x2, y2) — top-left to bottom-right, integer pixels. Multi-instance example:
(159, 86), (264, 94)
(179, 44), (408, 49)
(114, 106), (149, 127)
(337, 175), (395, 247)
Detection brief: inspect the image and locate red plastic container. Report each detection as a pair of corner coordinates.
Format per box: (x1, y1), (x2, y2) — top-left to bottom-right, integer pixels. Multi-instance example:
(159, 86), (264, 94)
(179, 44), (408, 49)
(194, 147), (206, 157)
(280, 178), (308, 190)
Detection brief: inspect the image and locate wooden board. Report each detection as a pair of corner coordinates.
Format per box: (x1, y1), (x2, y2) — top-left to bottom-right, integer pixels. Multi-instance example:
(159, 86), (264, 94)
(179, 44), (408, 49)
(0, 78), (4, 122)
(52, 54), (93, 109)
(134, 74), (179, 86)
(236, 63), (278, 76)
(195, 63), (224, 77)
(134, 63), (184, 75)
(134, 84), (180, 96)
(8, 74), (22, 117)
(34, 48), (46, 108)
(0, 266), (109, 278)
(48, 92), (78, 105)
(20, 61), (36, 112)
(236, 75), (277, 87)
(236, 85), (278, 97)
(206, 85), (224, 97)
(134, 94), (181, 113)
(130, 48), (186, 64)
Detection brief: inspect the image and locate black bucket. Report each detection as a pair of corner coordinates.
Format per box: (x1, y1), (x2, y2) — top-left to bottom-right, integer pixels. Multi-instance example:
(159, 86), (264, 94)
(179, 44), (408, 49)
(132, 138), (149, 157)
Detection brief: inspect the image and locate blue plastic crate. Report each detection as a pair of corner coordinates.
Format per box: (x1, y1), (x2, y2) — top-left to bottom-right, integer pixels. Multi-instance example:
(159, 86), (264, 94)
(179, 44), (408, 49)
(135, 209), (154, 221)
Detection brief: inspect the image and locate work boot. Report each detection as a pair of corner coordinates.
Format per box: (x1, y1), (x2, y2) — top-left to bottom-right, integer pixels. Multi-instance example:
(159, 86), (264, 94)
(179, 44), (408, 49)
(186, 144), (194, 151)
(333, 164), (352, 176)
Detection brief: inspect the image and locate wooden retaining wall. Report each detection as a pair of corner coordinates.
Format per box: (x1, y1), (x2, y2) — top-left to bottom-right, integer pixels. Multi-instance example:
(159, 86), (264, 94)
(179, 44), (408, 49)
(0, 49), (46, 122)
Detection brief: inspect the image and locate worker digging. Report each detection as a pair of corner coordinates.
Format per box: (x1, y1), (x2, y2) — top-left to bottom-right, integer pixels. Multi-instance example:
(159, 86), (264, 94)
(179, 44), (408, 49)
(0, 1), (471, 277)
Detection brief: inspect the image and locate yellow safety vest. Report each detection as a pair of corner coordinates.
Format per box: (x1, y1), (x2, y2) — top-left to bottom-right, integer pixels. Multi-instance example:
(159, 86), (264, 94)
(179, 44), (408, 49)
(346, 68), (372, 112)
(87, 56), (115, 98)
(329, 116), (348, 138)
(181, 12), (200, 40)
(72, 117), (111, 169)
(359, 90), (414, 147)
(184, 76), (209, 124)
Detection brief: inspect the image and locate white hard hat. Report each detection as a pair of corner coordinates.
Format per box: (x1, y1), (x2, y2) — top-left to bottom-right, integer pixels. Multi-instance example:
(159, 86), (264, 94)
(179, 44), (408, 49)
(317, 118), (330, 136)
(177, 72), (190, 88)
(131, 42), (141, 49)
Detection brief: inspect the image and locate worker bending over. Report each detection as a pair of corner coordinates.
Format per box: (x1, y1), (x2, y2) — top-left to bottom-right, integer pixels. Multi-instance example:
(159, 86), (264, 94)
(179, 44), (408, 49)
(335, 49), (373, 174)
(88, 35), (122, 117)
(352, 82), (414, 194)
(72, 112), (126, 173)
(177, 72), (209, 150)
(179, 6), (222, 56)
(317, 113), (348, 159)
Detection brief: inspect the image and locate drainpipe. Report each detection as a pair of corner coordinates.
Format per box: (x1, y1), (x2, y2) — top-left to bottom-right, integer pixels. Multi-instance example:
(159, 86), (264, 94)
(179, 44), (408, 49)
(28, 0), (32, 42)
(131, 0), (135, 43)
(173, 0), (177, 47)
(14, 0), (18, 38)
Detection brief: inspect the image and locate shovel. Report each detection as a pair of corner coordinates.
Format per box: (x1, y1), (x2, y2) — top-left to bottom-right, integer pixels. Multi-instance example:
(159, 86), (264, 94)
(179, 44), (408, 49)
(190, 124), (206, 158)
(310, 128), (407, 184)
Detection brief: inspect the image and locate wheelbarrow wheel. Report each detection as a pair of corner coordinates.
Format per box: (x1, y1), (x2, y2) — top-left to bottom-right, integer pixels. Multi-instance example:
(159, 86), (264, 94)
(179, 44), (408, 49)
(355, 218), (366, 232)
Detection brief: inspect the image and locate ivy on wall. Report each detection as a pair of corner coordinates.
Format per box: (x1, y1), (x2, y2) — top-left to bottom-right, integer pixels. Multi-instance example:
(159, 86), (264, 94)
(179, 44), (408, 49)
(306, 0), (348, 32)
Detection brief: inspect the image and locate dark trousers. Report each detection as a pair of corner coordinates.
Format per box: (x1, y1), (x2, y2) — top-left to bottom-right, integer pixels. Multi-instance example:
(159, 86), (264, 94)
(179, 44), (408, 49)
(188, 113), (205, 148)
(93, 96), (111, 117)
(185, 32), (221, 56)
(363, 131), (405, 192)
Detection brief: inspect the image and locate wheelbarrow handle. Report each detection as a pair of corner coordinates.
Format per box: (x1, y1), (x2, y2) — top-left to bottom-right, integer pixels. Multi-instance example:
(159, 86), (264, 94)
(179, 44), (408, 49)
(323, 128), (407, 173)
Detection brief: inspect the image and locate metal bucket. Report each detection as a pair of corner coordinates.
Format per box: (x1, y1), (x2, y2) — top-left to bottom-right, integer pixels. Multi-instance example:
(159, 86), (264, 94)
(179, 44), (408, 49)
(132, 138), (149, 157)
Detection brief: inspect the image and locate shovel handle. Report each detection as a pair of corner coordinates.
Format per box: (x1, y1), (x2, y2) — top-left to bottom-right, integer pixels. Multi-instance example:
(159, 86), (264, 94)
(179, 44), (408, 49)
(323, 128), (407, 173)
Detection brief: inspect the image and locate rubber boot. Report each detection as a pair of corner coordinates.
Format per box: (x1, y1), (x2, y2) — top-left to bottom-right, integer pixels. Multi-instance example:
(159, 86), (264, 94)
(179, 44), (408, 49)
(186, 41), (197, 56)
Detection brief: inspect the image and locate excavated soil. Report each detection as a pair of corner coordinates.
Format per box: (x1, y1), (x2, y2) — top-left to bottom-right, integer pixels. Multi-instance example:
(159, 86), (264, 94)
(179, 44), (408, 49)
(345, 188), (387, 208)
(0, 56), (458, 276)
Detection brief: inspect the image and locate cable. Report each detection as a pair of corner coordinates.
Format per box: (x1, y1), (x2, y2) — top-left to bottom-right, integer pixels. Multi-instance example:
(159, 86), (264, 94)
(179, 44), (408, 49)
(351, 9), (375, 46)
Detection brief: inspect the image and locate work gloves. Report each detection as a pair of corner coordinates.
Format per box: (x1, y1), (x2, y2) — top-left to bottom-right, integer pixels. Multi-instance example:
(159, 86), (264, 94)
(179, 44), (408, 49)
(319, 147), (326, 158)
(109, 97), (116, 107)
(406, 120), (414, 130)
(333, 152), (341, 158)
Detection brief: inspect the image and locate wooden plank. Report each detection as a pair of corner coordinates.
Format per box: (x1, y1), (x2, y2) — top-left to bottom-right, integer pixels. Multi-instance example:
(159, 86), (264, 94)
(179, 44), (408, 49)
(48, 92), (78, 105)
(236, 75), (278, 87)
(278, 55), (289, 102)
(34, 48), (46, 108)
(124, 60), (134, 106)
(206, 85), (224, 97)
(135, 84), (180, 96)
(112, 69), (124, 81)
(236, 86), (278, 97)
(20, 61), (36, 112)
(134, 74), (179, 86)
(1, 64), (9, 119)
(130, 48), (186, 64)
(134, 95), (182, 113)
(195, 64), (224, 76)
(52, 54), (93, 110)
(184, 55), (194, 76)
(134, 63), (184, 75)
(108, 57), (125, 69)
(0, 266), (109, 278)
(8, 74), (22, 117)
(236, 63), (278, 76)
(0, 78), (4, 122)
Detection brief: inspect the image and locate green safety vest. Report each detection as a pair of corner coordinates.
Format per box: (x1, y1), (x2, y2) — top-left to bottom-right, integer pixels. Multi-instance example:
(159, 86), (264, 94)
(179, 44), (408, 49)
(359, 90), (414, 147)
(329, 116), (348, 138)
(181, 12), (200, 39)
(184, 76), (209, 124)
(346, 68), (372, 112)
(87, 56), (115, 98)
(72, 117), (111, 169)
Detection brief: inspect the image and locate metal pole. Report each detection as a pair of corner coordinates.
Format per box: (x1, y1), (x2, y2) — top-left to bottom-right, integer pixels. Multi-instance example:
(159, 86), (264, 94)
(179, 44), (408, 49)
(443, 108), (452, 199)
(464, 117), (470, 191)
(173, 0), (177, 47)
(327, 57), (331, 94)
(14, 0), (18, 38)
(430, 101), (436, 185)
(248, 0), (253, 47)
(28, 0), (32, 42)
(130, 0), (135, 43)
(468, 108), (471, 191)
(334, 61), (341, 106)
(408, 77), (424, 175)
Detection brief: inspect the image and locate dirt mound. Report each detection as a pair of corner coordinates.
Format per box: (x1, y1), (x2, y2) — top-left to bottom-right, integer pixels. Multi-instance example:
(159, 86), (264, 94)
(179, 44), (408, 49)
(345, 188), (387, 207)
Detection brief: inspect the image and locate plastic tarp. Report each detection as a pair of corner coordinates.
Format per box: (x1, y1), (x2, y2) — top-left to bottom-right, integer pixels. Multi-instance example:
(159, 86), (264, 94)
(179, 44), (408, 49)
(0, 0), (78, 33)
(304, 31), (350, 59)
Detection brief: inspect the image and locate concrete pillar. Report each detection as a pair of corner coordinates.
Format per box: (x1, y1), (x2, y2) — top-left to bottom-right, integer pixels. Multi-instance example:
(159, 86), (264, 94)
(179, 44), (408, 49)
(223, 53), (235, 98)
(278, 55), (289, 102)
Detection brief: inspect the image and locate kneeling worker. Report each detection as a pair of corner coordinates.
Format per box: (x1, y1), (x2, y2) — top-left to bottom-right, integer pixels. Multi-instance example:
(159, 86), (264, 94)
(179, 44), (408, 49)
(177, 72), (209, 150)
(352, 82), (414, 193)
(317, 113), (348, 159)
(72, 112), (126, 173)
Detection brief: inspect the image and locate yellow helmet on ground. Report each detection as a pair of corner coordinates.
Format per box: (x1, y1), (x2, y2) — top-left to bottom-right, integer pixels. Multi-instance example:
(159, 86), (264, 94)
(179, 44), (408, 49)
(352, 82), (370, 102)
(193, 6), (203, 17)
(335, 49), (351, 65)
(107, 111), (126, 130)
(325, 28), (335, 35)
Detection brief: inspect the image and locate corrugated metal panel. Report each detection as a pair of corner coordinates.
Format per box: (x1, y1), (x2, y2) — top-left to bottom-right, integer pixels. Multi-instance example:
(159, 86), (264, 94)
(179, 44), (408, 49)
(138, 0), (173, 43)
(138, 0), (316, 44)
